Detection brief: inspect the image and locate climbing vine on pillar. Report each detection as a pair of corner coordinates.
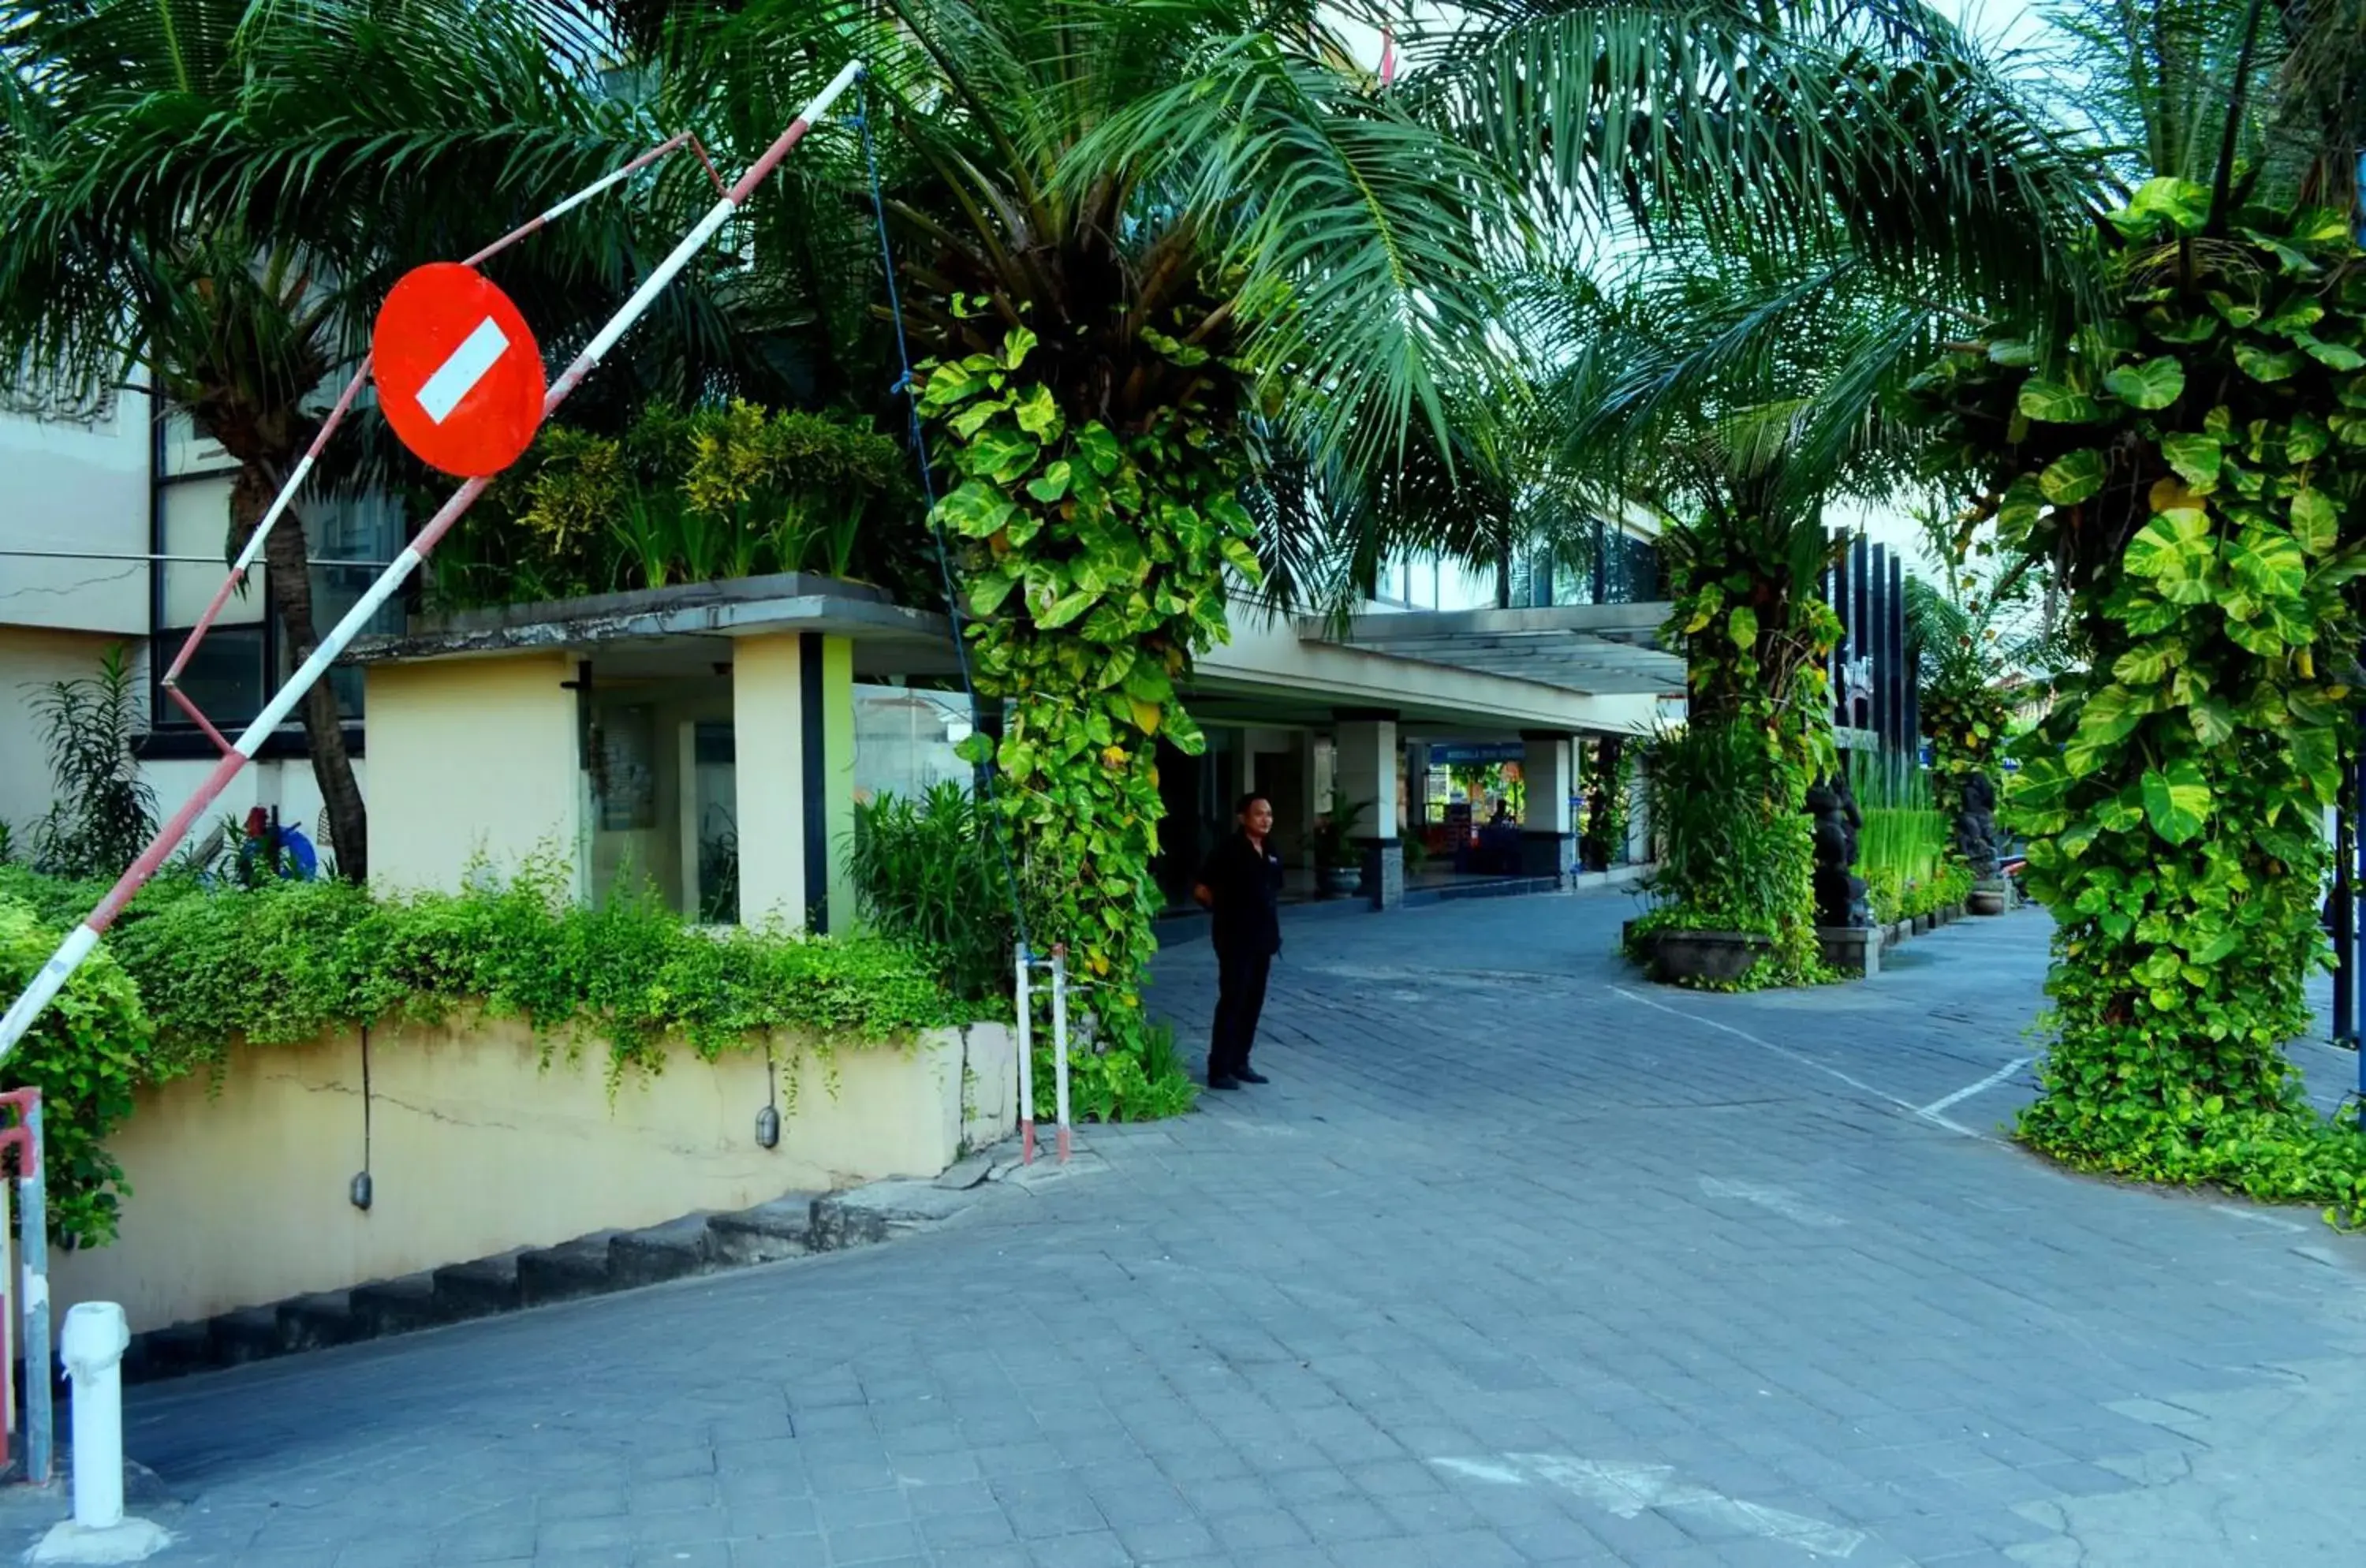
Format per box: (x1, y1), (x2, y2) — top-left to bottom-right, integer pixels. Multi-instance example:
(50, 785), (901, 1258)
(921, 322), (1260, 1061)
(1636, 504), (1843, 987)
(1911, 182), (2366, 1223)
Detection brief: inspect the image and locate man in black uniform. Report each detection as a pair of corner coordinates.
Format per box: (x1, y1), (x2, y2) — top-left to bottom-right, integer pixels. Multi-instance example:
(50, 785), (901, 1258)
(1193, 792), (1284, 1089)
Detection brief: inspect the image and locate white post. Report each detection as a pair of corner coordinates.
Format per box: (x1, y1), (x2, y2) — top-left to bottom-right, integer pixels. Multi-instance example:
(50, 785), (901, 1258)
(33, 1302), (166, 1564)
(1014, 945), (1036, 1165)
(1050, 946), (1073, 1164)
(62, 1304), (125, 1526)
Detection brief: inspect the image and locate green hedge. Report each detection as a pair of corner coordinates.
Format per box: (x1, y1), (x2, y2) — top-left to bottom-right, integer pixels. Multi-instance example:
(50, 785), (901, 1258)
(0, 862), (972, 1248)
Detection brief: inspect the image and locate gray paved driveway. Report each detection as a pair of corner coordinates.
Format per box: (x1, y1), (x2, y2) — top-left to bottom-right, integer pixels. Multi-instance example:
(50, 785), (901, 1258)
(48, 894), (2366, 1566)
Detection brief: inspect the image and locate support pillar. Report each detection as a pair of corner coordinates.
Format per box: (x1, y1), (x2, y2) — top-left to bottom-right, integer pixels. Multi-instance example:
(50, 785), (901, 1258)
(1520, 731), (1577, 883)
(733, 633), (855, 931)
(1334, 712), (1401, 909)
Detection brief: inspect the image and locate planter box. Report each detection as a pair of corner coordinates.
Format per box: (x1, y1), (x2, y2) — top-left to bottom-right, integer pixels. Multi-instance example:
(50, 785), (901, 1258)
(1912, 913), (1933, 935)
(1645, 929), (1773, 986)
(1816, 926), (1882, 978)
(1969, 882), (2008, 917)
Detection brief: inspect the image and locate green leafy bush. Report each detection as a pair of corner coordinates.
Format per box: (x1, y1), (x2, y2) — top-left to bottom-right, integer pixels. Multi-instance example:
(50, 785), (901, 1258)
(0, 863), (976, 1245)
(850, 782), (1017, 1002)
(1850, 752), (1952, 923)
(28, 644), (155, 881)
(1636, 722), (1823, 985)
(0, 898), (160, 1248)
(430, 398), (930, 610)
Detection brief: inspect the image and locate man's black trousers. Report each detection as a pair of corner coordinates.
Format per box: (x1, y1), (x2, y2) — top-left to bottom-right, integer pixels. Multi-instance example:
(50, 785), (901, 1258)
(1209, 944), (1273, 1079)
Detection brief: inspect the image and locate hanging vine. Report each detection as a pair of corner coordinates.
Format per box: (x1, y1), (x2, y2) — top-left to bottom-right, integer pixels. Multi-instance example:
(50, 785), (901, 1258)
(923, 318), (1260, 1059)
(1911, 181), (2366, 1223)
(1634, 491), (1844, 987)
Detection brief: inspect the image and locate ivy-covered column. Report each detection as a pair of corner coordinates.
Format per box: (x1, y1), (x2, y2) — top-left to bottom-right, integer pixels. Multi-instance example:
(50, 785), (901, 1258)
(1911, 183), (2366, 1216)
(918, 327), (1260, 1073)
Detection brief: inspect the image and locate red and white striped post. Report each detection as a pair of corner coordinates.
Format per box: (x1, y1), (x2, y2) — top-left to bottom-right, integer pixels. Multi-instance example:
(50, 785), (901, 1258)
(0, 60), (866, 1068)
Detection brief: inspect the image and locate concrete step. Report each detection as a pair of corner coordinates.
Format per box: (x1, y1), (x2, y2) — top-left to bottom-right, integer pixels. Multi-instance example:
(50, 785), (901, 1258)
(278, 1291), (362, 1353)
(208, 1307), (285, 1368)
(607, 1217), (718, 1290)
(707, 1194), (822, 1266)
(433, 1252), (523, 1318)
(517, 1233), (620, 1307)
(349, 1273), (460, 1338)
(125, 1322), (211, 1384)
(113, 1155), (1015, 1388)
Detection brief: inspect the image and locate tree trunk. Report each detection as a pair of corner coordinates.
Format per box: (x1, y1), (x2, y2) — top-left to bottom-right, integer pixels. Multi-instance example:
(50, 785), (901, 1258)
(230, 464), (370, 882)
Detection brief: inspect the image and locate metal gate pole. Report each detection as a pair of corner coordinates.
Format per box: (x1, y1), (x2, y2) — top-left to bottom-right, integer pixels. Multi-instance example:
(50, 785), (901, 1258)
(1050, 946), (1073, 1165)
(1015, 945), (1036, 1165)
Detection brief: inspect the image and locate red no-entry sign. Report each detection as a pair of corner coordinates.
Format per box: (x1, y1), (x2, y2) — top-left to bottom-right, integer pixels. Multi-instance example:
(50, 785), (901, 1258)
(371, 263), (547, 477)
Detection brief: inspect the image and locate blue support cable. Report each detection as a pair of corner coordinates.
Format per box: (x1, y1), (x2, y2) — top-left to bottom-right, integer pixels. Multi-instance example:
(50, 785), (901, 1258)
(853, 80), (1035, 962)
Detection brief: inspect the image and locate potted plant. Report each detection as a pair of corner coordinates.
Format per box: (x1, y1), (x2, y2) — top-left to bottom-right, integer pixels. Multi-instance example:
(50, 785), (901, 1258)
(1311, 792), (1369, 898)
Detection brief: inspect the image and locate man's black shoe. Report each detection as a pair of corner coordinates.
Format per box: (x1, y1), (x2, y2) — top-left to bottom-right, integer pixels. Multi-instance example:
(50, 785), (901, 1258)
(1234, 1066), (1270, 1085)
(1207, 1073), (1241, 1091)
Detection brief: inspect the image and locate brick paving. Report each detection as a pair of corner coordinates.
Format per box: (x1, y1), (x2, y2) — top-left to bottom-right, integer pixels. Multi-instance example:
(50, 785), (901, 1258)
(37, 894), (2366, 1566)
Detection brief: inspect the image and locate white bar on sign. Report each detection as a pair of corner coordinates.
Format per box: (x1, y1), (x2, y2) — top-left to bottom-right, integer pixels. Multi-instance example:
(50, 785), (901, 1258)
(417, 317), (510, 424)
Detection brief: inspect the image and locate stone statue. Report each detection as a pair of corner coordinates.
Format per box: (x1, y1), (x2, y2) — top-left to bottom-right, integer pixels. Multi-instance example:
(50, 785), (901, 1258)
(1955, 771), (2002, 881)
(1806, 771), (1871, 928)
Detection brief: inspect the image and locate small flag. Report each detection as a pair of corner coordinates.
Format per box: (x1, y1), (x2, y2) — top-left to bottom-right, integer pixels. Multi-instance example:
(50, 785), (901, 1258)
(1380, 24), (1396, 86)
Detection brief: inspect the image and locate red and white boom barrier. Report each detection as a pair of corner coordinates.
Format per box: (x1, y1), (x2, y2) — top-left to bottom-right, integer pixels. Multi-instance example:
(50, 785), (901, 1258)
(0, 61), (864, 1070)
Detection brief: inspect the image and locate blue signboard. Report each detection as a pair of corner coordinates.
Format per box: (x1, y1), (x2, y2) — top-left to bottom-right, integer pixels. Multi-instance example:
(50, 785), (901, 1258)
(1430, 742), (1526, 765)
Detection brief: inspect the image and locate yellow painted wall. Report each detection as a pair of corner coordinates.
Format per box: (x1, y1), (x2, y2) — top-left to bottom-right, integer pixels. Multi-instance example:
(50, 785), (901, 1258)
(52, 1017), (1017, 1332)
(364, 651), (581, 894)
(0, 625), (122, 846)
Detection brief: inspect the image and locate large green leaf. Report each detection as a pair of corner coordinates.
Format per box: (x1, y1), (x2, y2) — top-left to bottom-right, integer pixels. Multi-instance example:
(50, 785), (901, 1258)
(2285, 416), (2331, 461)
(2287, 488), (2339, 555)
(2188, 693), (2237, 747)
(2075, 684), (2152, 746)
(2112, 643), (2177, 685)
(1075, 424), (1122, 477)
(2102, 356), (2185, 410)
(971, 427), (1041, 484)
(2226, 525), (2307, 599)
(2122, 508), (2215, 601)
(2262, 301), (2327, 336)
(935, 480), (1017, 539)
(2114, 177), (2209, 237)
(2293, 726), (2342, 802)
(2140, 758), (2211, 844)
(2039, 448), (2106, 505)
(2301, 334), (2366, 371)
(2234, 342), (2304, 383)
(1997, 473), (2047, 541)
(2160, 431), (2224, 488)
(1013, 385), (1065, 441)
(2018, 378), (2103, 423)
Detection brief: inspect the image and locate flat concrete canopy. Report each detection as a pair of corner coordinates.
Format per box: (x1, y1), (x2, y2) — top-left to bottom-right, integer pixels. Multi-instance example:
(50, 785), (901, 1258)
(345, 573), (962, 681)
(1315, 602), (1685, 699)
(347, 574), (1679, 734)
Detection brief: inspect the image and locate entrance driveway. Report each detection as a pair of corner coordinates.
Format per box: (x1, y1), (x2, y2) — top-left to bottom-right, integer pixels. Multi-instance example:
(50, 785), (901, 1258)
(53, 896), (2366, 1566)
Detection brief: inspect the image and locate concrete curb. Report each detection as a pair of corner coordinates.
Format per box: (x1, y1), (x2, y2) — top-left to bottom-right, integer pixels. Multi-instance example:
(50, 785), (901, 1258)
(110, 1133), (1089, 1387)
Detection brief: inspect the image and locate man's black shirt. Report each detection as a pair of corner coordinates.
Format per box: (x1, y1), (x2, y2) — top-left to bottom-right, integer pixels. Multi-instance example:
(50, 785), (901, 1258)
(1200, 831), (1284, 955)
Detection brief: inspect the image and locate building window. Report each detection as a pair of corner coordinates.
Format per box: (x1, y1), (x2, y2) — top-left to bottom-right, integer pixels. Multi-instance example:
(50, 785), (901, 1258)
(148, 406), (406, 735)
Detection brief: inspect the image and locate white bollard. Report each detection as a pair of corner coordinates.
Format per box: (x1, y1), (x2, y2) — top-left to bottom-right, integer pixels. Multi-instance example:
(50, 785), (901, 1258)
(32, 1301), (169, 1564)
(61, 1303), (127, 1529)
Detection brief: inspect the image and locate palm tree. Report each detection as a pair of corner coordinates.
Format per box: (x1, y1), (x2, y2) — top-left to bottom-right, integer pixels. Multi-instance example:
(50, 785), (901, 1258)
(0, 0), (764, 879)
(1565, 0), (2366, 1189)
